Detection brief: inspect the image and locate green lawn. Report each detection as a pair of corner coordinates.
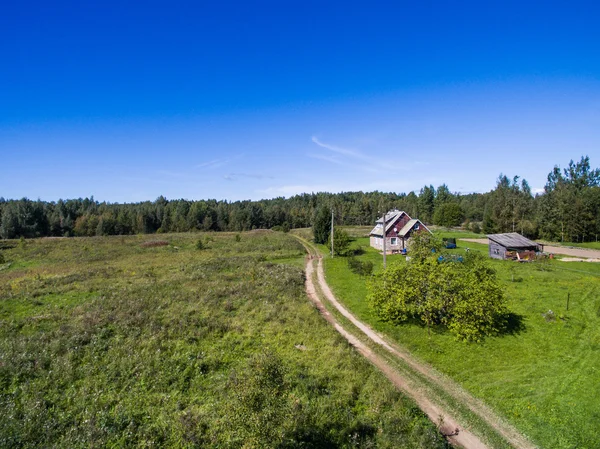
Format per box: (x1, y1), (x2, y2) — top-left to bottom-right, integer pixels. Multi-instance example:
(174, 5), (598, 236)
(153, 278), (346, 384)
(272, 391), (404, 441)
(0, 232), (447, 448)
(323, 233), (600, 449)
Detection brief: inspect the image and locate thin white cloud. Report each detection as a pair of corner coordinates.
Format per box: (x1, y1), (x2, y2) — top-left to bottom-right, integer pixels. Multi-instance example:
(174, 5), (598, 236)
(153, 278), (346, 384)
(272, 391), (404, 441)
(307, 153), (344, 165)
(311, 136), (363, 158)
(228, 172), (274, 180)
(196, 159), (227, 169)
(224, 172), (274, 181)
(156, 169), (187, 178)
(196, 154), (244, 170)
(310, 135), (407, 172)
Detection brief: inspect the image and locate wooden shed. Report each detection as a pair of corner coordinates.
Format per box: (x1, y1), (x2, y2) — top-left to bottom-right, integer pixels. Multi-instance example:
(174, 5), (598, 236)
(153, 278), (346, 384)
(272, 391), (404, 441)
(487, 233), (543, 260)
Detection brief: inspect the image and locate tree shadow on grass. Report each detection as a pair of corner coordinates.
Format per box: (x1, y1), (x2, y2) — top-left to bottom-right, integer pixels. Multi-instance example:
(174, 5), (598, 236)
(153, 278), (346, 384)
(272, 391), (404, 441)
(281, 422), (377, 448)
(410, 312), (526, 339)
(348, 247), (365, 256)
(497, 312), (526, 336)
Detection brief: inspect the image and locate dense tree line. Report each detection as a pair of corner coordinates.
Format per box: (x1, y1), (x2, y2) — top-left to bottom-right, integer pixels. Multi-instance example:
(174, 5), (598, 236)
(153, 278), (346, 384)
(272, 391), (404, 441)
(1, 156), (599, 243)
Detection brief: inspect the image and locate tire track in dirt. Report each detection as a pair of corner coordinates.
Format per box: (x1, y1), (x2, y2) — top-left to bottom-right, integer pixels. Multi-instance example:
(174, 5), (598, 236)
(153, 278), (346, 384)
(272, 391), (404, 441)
(297, 236), (537, 449)
(303, 252), (488, 449)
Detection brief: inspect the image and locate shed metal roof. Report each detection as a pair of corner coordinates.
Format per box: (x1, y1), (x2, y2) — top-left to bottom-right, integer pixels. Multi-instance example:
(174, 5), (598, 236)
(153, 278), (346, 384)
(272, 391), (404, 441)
(487, 233), (539, 249)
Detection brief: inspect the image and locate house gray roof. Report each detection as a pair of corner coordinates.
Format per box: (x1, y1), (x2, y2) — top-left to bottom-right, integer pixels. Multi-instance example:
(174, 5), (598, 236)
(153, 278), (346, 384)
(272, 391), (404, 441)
(487, 233), (540, 249)
(397, 219), (431, 237)
(369, 210), (407, 237)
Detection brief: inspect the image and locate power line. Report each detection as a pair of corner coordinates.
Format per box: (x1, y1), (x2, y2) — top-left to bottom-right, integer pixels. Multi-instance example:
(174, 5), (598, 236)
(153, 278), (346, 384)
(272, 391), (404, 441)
(382, 210), (387, 269)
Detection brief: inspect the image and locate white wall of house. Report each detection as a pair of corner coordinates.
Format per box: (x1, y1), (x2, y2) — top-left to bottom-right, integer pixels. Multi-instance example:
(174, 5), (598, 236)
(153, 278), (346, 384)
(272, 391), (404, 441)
(370, 236), (404, 250)
(370, 236), (382, 249)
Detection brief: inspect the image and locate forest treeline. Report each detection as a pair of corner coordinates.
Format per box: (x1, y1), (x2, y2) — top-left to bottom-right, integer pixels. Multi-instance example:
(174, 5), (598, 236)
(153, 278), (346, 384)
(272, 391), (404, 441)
(1, 156), (599, 243)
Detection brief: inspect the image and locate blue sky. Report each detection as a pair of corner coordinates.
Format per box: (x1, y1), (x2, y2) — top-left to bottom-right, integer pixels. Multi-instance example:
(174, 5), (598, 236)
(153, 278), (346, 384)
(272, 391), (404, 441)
(1, 1), (599, 202)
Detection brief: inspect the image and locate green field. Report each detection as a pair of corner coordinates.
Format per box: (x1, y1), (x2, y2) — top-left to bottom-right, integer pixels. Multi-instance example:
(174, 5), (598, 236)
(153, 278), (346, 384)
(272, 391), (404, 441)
(0, 232), (449, 448)
(322, 229), (600, 449)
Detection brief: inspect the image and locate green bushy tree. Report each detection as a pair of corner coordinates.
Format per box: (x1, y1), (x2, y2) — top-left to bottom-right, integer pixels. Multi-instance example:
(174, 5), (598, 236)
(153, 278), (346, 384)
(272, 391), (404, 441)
(433, 202), (464, 227)
(328, 228), (350, 256)
(368, 234), (506, 342)
(312, 206), (330, 244)
(0, 205), (19, 239)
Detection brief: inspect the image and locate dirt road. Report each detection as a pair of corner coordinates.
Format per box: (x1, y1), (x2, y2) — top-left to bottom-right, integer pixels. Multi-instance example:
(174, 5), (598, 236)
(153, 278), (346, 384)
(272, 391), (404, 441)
(460, 238), (600, 259)
(299, 238), (537, 449)
(304, 254), (487, 448)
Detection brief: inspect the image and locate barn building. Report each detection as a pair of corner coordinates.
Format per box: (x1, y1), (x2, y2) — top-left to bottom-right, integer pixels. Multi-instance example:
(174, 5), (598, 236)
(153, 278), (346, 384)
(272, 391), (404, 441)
(369, 210), (431, 253)
(487, 233), (543, 260)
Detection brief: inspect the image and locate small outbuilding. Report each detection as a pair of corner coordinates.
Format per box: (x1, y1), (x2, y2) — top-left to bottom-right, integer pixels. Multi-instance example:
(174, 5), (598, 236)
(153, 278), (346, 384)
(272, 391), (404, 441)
(369, 210), (431, 253)
(487, 233), (543, 260)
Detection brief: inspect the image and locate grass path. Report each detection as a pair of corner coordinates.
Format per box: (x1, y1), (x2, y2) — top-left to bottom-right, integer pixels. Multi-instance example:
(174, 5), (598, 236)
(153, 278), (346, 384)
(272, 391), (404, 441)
(296, 236), (537, 449)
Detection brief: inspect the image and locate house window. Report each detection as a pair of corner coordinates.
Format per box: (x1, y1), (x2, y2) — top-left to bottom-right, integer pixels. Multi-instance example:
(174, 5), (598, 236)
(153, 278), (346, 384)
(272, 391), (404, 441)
(391, 237), (398, 245)
(494, 248), (500, 255)
(414, 224), (420, 230)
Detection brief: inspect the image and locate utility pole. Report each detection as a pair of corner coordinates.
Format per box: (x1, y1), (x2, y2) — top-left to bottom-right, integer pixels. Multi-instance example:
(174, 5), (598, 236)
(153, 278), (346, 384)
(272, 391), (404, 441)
(331, 208), (334, 258)
(382, 210), (387, 269)
(512, 197), (515, 232)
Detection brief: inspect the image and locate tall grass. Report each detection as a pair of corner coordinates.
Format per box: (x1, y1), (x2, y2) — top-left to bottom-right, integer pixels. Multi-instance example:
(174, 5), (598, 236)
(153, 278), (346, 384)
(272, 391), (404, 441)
(0, 232), (446, 448)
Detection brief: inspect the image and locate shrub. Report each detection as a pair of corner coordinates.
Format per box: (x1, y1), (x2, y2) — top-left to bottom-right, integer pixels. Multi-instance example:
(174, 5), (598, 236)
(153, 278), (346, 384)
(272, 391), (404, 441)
(195, 239), (205, 250)
(271, 223), (290, 233)
(348, 257), (373, 276)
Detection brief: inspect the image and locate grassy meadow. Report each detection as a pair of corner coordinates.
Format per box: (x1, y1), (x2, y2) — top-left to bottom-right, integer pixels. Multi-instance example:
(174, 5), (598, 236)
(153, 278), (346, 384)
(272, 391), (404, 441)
(321, 228), (600, 449)
(0, 232), (448, 448)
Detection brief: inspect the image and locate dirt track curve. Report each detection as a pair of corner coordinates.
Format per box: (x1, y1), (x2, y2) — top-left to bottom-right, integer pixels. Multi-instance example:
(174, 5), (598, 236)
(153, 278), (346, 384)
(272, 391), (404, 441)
(299, 239), (537, 449)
